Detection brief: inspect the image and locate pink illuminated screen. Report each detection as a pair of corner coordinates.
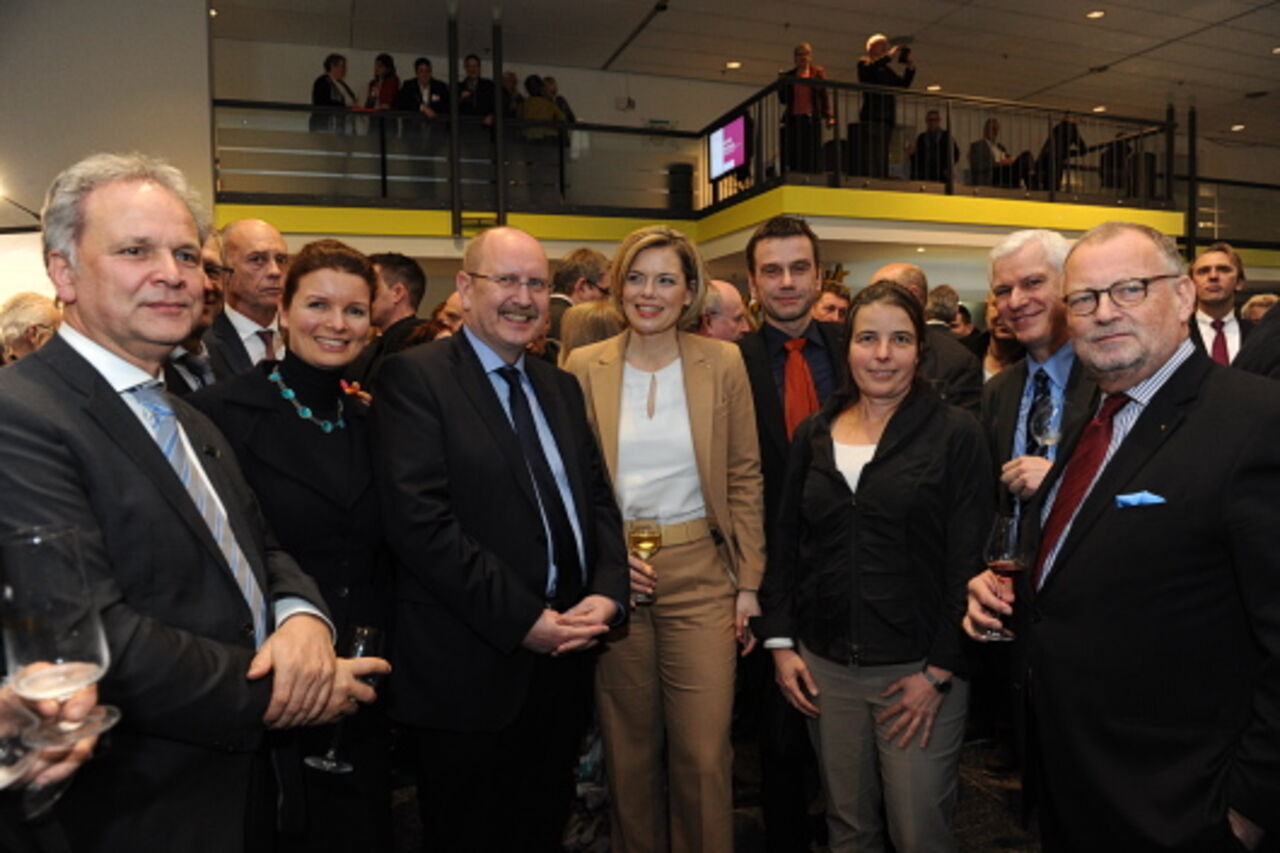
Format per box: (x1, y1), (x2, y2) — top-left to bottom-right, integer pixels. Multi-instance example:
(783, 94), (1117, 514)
(709, 115), (747, 180)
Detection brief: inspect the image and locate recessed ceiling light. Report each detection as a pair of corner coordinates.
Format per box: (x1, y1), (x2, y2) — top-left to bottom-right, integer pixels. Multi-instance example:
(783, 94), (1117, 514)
(209, 7), (218, 15)
(1092, 105), (1107, 113)
(1231, 124), (1246, 132)
(916, 247), (926, 253)
(725, 60), (742, 70)
(1085, 9), (1106, 19)
(926, 84), (941, 92)
(1272, 46), (1280, 54)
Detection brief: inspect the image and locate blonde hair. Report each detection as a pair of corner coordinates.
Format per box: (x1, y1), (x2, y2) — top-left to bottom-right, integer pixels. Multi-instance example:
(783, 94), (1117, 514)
(609, 225), (709, 332)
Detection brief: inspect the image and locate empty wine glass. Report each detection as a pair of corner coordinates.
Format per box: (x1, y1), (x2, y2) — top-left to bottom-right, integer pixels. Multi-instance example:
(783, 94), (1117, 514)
(0, 525), (120, 749)
(1029, 395), (1063, 456)
(304, 625), (383, 775)
(981, 514), (1027, 642)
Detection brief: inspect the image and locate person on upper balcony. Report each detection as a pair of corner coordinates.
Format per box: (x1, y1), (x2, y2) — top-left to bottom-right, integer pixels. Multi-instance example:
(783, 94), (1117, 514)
(967, 118), (1032, 189)
(857, 34), (915, 178)
(779, 42), (833, 173)
(364, 53), (399, 111)
(309, 53), (356, 132)
(457, 53), (497, 127)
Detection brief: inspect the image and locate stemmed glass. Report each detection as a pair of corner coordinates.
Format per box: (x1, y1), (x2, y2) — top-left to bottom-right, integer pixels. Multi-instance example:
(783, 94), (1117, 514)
(0, 526), (120, 748)
(981, 514), (1028, 642)
(0, 692), (38, 791)
(304, 625), (383, 775)
(626, 519), (662, 605)
(1029, 395), (1063, 456)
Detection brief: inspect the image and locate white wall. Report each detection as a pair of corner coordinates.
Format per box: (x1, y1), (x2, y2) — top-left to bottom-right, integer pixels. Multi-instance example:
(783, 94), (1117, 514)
(213, 39), (759, 132)
(0, 233), (55, 307)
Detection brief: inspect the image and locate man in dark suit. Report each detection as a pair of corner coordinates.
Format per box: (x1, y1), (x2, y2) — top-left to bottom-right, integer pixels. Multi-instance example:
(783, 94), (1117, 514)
(457, 53), (496, 125)
(394, 56), (449, 118)
(347, 251), (428, 390)
(968, 117), (1032, 189)
(1187, 241), (1251, 364)
(908, 109), (959, 183)
(1235, 301), (1280, 380)
(981, 229), (1097, 511)
(548, 247), (609, 341)
(739, 215), (845, 852)
(204, 218), (288, 380)
(871, 262), (982, 415)
(0, 153), (386, 852)
(373, 226), (627, 852)
(164, 232), (226, 396)
(965, 222), (1277, 851)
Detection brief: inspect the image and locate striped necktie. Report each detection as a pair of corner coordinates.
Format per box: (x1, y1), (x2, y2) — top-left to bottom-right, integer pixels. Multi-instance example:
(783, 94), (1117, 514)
(130, 383), (268, 645)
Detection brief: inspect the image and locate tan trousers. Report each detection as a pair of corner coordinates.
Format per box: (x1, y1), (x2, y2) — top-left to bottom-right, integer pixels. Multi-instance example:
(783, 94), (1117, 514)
(596, 534), (737, 853)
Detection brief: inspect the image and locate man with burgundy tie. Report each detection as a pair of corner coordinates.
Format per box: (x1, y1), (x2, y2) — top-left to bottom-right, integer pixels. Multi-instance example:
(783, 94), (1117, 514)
(204, 218), (288, 380)
(964, 222), (1278, 851)
(1187, 241), (1251, 364)
(739, 215), (846, 853)
(373, 226), (627, 852)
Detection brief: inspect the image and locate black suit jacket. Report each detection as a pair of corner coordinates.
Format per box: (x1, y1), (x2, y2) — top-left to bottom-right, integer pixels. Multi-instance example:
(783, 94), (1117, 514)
(188, 363), (387, 635)
(372, 333), (627, 732)
(347, 315), (427, 391)
(1186, 312), (1252, 363)
(1235, 302), (1280, 379)
(393, 77), (450, 114)
(1015, 350), (1280, 848)
(0, 337), (326, 852)
(203, 311), (254, 380)
(738, 320), (848, 526)
(924, 324), (982, 416)
(979, 352), (1097, 512)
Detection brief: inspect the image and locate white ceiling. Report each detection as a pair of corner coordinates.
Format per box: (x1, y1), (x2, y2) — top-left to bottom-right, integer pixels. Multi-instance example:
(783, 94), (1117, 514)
(211, 0), (1280, 145)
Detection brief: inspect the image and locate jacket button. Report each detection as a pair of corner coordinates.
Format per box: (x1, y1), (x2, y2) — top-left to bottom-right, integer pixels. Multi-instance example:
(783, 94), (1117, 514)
(242, 623), (255, 639)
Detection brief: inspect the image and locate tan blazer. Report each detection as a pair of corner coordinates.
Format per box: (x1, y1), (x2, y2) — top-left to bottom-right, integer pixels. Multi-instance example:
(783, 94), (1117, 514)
(564, 330), (766, 590)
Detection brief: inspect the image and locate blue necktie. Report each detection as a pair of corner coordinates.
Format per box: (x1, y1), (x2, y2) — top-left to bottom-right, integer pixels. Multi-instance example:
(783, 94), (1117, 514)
(131, 383), (268, 645)
(496, 367), (583, 608)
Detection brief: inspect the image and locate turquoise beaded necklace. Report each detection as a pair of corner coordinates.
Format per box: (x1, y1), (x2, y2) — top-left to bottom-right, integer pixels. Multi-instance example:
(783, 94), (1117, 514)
(268, 368), (346, 433)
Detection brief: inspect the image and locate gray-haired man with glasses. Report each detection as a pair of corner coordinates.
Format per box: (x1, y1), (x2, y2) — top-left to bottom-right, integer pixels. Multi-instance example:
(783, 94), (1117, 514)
(965, 221), (1280, 851)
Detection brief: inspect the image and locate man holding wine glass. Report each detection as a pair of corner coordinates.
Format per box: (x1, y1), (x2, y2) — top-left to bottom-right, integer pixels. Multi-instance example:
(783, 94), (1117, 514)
(981, 229), (1097, 509)
(0, 152), (389, 853)
(964, 222), (1280, 851)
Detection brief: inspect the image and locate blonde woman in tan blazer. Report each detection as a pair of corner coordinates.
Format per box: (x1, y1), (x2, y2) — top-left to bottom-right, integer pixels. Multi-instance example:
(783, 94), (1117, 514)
(565, 225), (765, 853)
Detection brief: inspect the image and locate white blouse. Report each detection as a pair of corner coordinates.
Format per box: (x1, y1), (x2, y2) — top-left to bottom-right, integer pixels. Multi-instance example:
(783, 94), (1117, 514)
(615, 359), (706, 524)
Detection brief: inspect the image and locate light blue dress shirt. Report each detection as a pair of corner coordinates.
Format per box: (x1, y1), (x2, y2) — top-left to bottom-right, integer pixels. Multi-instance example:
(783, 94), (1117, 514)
(1013, 341), (1077, 462)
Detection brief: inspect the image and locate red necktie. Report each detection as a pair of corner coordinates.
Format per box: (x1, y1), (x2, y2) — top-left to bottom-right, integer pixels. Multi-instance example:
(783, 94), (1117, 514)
(1210, 319), (1229, 365)
(784, 337), (820, 439)
(1034, 393), (1131, 587)
(256, 329), (278, 362)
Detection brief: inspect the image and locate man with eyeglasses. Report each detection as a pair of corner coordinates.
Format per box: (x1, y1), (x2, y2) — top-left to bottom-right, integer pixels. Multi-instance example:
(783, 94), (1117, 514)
(205, 219), (288, 378)
(372, 226), (627, 852)
(547, 247), (609, 342)
(164, 233), (228, 395)
(964, 222), (1279, 852)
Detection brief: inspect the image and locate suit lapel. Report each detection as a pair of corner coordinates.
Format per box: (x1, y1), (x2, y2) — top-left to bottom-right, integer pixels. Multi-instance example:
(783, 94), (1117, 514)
(586, 334), (626, 484)
(452, 334), (539, 512)
(996, 360), (1028, 461)
(1061, 358), (1099, 444)
(739, 331), (787, 462)
(1039, 355), (1206, 595)
(679, 334), (716, 509)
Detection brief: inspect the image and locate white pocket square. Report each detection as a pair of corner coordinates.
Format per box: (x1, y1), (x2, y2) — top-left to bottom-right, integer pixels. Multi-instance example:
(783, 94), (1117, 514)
(1115, 491), (1166, 508)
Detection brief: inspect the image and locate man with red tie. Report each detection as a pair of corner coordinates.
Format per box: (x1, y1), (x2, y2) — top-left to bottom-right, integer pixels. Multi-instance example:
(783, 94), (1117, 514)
(1188, 241), (1251, 364)
(737, 215), (845, 853)
(964, 222), (1278, 851)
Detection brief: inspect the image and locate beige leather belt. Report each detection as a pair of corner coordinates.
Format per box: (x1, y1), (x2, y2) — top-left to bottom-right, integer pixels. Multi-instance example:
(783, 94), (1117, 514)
(655, 518), (712, 548)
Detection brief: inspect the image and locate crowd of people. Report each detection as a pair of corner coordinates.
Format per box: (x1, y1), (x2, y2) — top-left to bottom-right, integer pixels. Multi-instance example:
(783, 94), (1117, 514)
(310, 51), (577, 132)
(1, 149), (1278, 853)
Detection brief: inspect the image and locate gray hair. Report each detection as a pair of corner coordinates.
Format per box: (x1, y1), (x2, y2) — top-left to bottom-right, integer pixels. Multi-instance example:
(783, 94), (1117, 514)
(41, 152), (211, 268)
(0, 292), (59, 349)
(1067, 222), (1185, 276)
(987, 229), (1071, 286)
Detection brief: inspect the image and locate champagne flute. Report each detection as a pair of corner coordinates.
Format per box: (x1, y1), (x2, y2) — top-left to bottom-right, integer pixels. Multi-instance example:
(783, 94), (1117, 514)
(1029, 395), (1063, 456)
(626, 520), (662, 605)
(304, 625), (383, 775)
(981, 514), (1026, 642)
(0, 526), (120, 749)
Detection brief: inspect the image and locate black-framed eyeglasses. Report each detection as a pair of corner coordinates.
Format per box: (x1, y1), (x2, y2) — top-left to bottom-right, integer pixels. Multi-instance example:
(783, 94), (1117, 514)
(466, 271), (550, 294)
(203, 263), (234, 281)
(1063, 274), (1180, 317)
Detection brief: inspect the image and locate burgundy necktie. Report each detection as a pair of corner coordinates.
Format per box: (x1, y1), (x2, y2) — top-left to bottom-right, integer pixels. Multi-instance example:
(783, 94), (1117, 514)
(256, 329), (278, 362)
(1210, 319), (1229, 366)
(784, 338), (820, 439)
(1034, 393), (1131, 587)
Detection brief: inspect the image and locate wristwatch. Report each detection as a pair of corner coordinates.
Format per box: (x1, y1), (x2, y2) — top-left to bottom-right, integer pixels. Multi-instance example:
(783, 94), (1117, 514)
(921, 664), (952, 694)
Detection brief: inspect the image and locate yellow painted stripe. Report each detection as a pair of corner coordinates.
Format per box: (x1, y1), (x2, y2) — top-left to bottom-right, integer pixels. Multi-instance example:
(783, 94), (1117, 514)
(1236, 247), (1280, 269)
(216, 189), (1184, 245)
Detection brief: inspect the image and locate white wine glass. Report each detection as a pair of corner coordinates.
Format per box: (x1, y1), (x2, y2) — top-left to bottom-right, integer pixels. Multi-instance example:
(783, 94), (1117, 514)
(626, 520), (662, 606)
(0, 525), (120, 749)
(1029, 395), (1063, 456)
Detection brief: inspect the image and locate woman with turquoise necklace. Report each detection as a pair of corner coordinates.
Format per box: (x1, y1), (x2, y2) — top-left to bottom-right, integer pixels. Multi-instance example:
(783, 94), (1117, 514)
(189, 238), (391, 852)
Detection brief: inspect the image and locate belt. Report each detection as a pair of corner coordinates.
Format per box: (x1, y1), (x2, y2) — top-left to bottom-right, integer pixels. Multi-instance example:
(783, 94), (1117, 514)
(654, 518), (712, 548)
